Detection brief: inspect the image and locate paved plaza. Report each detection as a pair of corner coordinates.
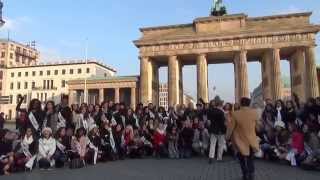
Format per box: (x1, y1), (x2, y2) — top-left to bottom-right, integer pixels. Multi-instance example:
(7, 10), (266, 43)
(2, 158), (319, 180)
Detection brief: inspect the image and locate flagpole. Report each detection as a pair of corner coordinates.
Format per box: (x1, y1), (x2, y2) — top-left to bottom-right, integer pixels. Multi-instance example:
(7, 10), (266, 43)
(84, 38), (88, 104)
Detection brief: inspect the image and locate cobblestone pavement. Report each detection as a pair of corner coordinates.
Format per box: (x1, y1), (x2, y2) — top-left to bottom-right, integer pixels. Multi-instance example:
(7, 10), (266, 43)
(2, 158), (320, 180)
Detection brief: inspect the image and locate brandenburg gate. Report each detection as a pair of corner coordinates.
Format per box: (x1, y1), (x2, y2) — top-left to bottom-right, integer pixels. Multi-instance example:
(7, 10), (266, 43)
(134, 12), (320, 106)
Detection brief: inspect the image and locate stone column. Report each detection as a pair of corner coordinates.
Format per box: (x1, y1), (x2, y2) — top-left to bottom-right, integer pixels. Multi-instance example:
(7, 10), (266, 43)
(140, 56), (152, 105)
(84, 89), (88, 104)
(269, 48), (283, 100)
(114, 88), (120, 103)
(179, 62), (184, 105)
(130, 87), (136, 110)
(261, 51), (273, 100)
(68, 90), (75, 106)
(305, 46), (319, 98)
(290, 48), (306, 102)
(197, 54), (208, 103)
(152, 62), (159, 106)
(168, 55), (180, 107)
(99, 88), (104, 104)
(234, 51), (249, 102)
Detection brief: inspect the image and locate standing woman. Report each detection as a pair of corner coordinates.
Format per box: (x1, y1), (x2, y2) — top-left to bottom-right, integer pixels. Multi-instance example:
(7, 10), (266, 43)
(92, 104), (102, 127)
(44, 101), (59, 135)
(76, 105), (95, 132)
(283, 100), (297, 127)
(56, 95), (73, 131)
(223, 103), (233, 125)
(125, 108), (139, 129)
(28, 99), (46, 137)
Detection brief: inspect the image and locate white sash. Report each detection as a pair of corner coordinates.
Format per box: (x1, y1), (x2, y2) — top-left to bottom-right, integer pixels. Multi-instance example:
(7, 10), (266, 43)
(111, 116), (117, 126)
(133, 114), (140, 128)
(21, 142), (32, 157)
(82, 119), (88, 131)
(121, 115), (126, 127)
(42, 117), (48, 129)
(25, 155), (37, 169)
(28, 112), (39, 130)
(57, 112), (66, 128)
(56, 141), (66, 152)
(88, 141), (98, 165)
(109, 129), (116, 152)
(101, 113), (108, 123)
(149, 111), (155, 119)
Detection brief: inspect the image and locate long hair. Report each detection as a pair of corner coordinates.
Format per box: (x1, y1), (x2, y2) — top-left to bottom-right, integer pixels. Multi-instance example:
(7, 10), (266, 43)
(44, 100), (55, 112)
(28, 99), (42, 112)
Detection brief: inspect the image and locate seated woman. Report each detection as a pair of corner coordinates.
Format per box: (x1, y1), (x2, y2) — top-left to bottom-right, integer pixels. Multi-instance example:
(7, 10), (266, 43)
(179, 120), (194, 158)
(129, 129), (144, 158)
(192, 121), (209, 156)
(0, 130), (15, 175)
(301, 124), (320, 170)
(54, 128), (70, 168)
(167, 126), (179, 159)
(285, 123), (305, 166)
(113, 124), (125, 160)
(153, 122), (167, 158)
(139, 123), (153, 156)
(100, 122), (117, 161)
(123, 125), (135, 157)
(14, 128), (38, 171)
(70, 127), (88, 167)
(87, 125), (100, 164)
(38, 127), (57, 170)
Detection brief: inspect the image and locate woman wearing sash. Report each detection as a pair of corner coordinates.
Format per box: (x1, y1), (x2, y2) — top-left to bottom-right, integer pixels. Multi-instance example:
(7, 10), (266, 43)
(14, 128), (38, 171)
(54, 127), (69, 168)
(38, 127), (57, 170)
(56, 95), (73, 130)
(27, 99), (45, 138)
(44, 101), (60, 135)
(76, 106), (95, 132)
(100, 122), (117, 161)
(100, 101), (113, 126)
(125, 108), (139, 129)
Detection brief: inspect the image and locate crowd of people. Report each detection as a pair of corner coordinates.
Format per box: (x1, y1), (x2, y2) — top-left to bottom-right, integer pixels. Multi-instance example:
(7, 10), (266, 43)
(0, 94), (320, 176)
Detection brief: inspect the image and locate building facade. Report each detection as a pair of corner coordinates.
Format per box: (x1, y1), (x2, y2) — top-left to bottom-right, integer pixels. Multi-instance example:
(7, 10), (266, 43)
(0, 39), (39, 97)
(159, 83), (195, 110)
(0, 40), (116, 121)
(251, 77), (292, 108)
(159, 83), (168, 110)
(68, 76), (139, 110)
(2, 60), (116, 120)
(134, 12), (320, 106)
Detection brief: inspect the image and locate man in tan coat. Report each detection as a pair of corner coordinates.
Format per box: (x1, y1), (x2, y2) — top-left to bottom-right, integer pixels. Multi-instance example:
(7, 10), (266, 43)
(226, 97), (260, 180)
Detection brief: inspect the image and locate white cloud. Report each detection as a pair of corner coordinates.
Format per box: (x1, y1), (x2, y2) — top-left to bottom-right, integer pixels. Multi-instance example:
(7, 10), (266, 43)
(0, 16), (33, 32)
(273, 5), (303, 15)
(59, 39), (82, 49)
(37, 45), (61, 63)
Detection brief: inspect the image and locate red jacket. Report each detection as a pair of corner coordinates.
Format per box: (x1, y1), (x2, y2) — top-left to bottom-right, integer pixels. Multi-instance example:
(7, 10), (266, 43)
(153, 130), (166, 148)
(291, 131), (304, 154)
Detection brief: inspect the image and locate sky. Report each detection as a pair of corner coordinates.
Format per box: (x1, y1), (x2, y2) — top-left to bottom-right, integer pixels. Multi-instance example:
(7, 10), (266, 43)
(1, 0), (320, 102)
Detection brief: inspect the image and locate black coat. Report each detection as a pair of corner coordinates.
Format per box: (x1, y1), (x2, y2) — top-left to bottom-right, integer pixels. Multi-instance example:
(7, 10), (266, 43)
(207, 108), (226, 135)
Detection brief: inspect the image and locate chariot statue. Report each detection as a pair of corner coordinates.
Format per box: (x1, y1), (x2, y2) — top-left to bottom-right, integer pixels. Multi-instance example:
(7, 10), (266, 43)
(210, 0), (227, 16)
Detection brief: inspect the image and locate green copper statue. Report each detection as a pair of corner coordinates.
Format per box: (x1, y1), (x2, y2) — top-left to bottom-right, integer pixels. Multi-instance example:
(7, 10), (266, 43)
(211, 0), (227, 16)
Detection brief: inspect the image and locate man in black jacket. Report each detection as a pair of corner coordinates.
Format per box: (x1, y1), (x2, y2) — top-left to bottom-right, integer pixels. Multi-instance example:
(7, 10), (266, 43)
(207, 96), (226, 163)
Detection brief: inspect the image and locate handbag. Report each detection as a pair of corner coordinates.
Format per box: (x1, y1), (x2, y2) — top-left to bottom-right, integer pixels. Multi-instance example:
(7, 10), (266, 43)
(69, 158), (85, 169)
